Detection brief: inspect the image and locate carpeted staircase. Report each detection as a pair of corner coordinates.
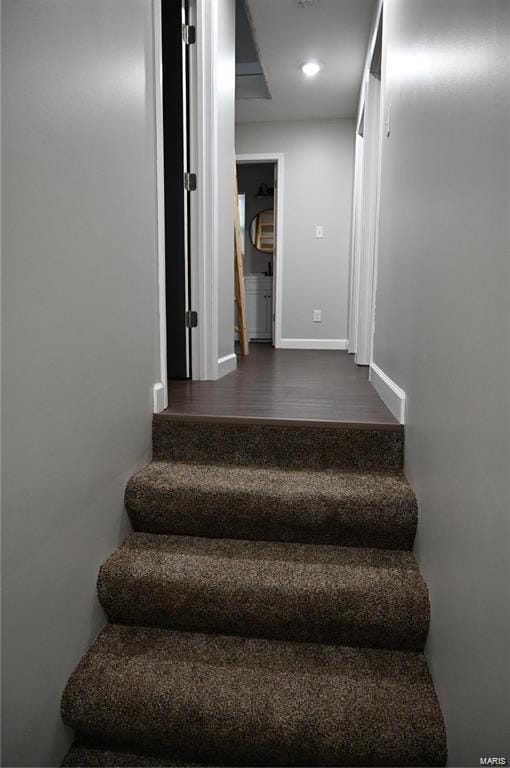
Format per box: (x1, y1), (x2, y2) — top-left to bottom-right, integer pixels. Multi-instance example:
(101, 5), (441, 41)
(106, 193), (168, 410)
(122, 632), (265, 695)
(61, 417), (447, 767)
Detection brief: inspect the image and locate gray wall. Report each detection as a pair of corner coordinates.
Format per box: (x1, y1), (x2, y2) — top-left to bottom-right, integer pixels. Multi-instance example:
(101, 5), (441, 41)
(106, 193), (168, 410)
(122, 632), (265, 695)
(237, 162), (275, 275)
(236, 119), (354, 343)
(1, 1), (160, 765)
(216, 0), (236, 362)
(371, 1), (510, 764)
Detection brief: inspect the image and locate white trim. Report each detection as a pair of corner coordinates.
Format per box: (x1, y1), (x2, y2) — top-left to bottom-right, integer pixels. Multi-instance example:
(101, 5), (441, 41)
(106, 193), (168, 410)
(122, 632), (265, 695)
(369, 6), (387, 367)
(349, 2), (386, 368)
(348, 129), (364, 355)
(370, 362), (406, 424)
(236, 152), (284, 349)
(153, 382), (167, 413)
(152, 0), (168, 412)
(356, 73), (380, 365)
(217, 352), (237, 377)
(189, 0), (219, 380)
(279, 338), (348, 351)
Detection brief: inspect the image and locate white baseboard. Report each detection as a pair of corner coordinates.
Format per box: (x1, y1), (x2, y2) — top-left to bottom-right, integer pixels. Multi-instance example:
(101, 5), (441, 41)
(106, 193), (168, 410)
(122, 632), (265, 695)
(217, 352), (237, 378)
(153, 381), (168, 413)
(277, 338), (348, 350)
(369, 362), (406, 424)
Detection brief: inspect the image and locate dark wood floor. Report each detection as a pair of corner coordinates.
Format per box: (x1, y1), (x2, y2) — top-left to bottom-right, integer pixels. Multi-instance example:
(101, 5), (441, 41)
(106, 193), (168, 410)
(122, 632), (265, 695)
(163, 344), (398, 429)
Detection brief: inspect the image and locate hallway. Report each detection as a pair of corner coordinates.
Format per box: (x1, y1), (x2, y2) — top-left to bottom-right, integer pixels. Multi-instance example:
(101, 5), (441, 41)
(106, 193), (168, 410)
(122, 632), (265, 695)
(165, 345), (397, 427)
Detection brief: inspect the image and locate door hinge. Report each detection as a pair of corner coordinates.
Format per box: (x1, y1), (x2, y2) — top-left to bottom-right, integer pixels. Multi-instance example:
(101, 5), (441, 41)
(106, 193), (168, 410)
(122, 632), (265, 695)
(184, 172), (197, 191)
(182, 24), (196, 45)
(185, 310), (198, 328)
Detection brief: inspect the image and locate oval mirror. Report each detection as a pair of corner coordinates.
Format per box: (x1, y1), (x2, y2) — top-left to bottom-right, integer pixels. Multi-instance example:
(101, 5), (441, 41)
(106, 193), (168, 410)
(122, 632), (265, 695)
(249, 209), (274, 254)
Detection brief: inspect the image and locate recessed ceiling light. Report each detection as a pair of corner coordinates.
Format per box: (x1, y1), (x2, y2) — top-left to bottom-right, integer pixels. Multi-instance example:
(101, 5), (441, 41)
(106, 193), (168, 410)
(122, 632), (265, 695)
(301, 61), (321, 77)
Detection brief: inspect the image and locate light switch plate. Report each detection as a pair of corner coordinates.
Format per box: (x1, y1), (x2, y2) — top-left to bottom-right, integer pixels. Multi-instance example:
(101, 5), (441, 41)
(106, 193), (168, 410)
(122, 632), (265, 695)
(313, 309), (322, 322)
(315, 225), (324, 239)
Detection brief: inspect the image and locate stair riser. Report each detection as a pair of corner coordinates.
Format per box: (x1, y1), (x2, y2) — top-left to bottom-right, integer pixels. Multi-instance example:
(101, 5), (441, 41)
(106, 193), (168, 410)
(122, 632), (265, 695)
(153, 419), (404, 472)
(98, 558), (429, 650)
(126, 487), (417, 550)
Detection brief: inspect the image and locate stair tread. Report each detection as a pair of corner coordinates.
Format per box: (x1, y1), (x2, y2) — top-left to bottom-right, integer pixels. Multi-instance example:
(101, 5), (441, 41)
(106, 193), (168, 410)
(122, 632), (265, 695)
(62, 623), (446, 767)
(98, 533), (429, 649)
(129, 460), (413, 498)
(125, 461), (417, 550)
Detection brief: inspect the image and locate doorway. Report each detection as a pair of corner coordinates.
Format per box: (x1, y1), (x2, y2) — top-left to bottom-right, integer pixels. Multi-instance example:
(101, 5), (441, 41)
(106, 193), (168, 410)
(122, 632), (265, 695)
(236, 155), (283, 347)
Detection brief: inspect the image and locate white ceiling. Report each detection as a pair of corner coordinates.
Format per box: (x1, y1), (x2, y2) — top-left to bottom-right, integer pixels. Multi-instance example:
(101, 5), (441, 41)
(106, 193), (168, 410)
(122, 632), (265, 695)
(236, 0), (376, 124)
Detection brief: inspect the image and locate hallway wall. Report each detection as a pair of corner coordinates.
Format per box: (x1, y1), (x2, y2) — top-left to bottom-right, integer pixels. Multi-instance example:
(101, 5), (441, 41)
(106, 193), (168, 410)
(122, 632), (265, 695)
(370, 1), (510, 764)
(1, 1), (160, 764)
(236, 119), (354, 347)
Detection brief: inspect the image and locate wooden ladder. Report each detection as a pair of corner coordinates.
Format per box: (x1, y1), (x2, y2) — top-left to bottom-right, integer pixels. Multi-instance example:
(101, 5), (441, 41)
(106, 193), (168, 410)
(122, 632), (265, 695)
(234, 166), (249, 355)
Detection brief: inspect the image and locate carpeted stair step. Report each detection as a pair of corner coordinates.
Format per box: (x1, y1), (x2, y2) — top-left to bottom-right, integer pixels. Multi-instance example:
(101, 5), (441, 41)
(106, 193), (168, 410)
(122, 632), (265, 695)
(125, 461), (417, 550)
(61, 623), (447, 767)
(98, 532), (429, 650)
(153, 416), (404, 471)
(62, 741), (203, 766)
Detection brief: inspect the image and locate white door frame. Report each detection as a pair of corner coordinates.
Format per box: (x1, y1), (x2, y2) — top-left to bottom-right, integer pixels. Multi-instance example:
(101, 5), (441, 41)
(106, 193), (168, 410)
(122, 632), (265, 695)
(348, 1), (385, 367)
(152, 0), (168, 411)
(356, 72), (381, 366)
(236, 153), (285, 348)
(348, 110), (365, 356)
(189, 0), (219, 380)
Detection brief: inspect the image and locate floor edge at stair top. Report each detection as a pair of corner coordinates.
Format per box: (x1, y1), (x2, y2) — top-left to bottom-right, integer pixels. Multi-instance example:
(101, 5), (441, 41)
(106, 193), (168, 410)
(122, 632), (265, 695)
(155, 411), (403, 432)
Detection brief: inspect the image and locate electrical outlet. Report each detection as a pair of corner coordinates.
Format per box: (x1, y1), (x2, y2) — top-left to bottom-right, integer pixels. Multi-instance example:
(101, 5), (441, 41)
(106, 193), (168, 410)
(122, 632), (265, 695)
(315, 225), (324, 239)
(313, 309), (322, 322)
